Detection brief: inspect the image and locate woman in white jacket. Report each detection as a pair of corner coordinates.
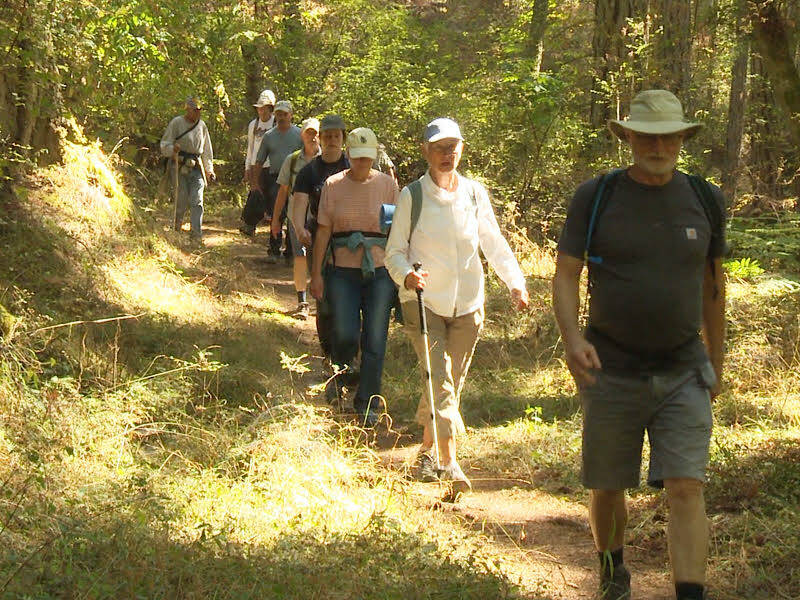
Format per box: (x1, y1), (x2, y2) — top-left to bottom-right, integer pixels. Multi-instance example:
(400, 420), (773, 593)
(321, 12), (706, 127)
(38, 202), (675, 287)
(385, 118), (529, 491)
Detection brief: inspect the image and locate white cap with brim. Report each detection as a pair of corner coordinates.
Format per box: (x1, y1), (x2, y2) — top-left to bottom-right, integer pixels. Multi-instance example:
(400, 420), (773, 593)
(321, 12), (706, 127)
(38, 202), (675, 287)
(609, 89), (702, 140)
(301, 117), (320, 133)
(424, 117), (463, 143)
(253, 89), (276, 108)
(347, 127), (379, 160)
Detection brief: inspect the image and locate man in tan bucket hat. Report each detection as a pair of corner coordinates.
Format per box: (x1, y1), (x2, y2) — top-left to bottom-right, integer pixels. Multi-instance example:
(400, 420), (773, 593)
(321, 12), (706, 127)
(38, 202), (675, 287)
(553, 90), (727, 600)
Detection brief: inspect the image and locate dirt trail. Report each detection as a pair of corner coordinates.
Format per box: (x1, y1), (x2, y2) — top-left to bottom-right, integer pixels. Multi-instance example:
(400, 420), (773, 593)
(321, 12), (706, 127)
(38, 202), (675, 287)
(200, 216), (675, 600)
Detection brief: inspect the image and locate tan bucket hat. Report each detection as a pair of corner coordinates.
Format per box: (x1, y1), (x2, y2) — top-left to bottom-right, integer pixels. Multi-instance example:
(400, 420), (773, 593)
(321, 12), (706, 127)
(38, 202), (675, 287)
(609, 90), (702, 140)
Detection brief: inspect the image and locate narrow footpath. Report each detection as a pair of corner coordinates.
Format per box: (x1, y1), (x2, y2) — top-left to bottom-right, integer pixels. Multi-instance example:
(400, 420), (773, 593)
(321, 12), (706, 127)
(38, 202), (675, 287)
(199, 212), (676, 600)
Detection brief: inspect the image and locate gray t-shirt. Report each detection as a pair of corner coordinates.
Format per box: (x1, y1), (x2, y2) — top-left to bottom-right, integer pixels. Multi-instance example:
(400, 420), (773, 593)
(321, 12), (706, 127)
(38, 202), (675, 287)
(255, 125), (302, 175)
(558, 170), (726, 374)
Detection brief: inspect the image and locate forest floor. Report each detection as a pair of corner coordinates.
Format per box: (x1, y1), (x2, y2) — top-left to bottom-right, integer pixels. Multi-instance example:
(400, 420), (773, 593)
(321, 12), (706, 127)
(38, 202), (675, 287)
(1, 153), (798, 599)
(199, 213), (675, 600)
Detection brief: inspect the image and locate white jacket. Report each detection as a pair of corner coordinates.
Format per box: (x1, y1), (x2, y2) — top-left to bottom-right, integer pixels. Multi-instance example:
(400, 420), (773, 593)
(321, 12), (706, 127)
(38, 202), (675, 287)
(385, 171), (526, 318)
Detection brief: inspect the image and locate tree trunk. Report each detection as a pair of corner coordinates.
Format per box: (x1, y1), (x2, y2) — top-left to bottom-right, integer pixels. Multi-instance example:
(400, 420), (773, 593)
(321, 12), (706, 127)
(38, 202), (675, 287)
(589, 0), (639, 129)
(525, 0), (549, 74)
(750, 0), (800, 148)
(721, 0), (749, 201)
(651, 0), (692, 97)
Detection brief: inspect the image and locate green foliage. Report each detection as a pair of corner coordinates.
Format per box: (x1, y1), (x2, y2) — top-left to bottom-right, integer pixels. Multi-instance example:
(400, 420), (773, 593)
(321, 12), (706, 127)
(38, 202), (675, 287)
(724, 257), (765, 280)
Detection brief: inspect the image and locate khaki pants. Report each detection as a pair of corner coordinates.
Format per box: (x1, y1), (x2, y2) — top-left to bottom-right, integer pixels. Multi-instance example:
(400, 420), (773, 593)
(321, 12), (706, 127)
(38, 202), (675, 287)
(401, 302), (483, 439)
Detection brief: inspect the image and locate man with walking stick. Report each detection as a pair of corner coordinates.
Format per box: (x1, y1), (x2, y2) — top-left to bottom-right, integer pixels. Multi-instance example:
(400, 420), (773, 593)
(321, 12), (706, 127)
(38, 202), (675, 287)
(385, 118), (529, 493)
(160, 96), (216, 244)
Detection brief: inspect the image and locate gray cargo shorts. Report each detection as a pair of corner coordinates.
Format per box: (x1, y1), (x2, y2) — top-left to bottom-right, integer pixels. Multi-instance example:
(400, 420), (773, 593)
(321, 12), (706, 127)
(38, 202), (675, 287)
(579, 361), (716, 490)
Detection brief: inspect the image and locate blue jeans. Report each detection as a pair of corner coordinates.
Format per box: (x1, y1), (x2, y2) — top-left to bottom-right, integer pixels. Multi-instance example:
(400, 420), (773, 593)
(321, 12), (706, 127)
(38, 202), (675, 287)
(327, 266), (396, 406)
(176, 167), (205, 237)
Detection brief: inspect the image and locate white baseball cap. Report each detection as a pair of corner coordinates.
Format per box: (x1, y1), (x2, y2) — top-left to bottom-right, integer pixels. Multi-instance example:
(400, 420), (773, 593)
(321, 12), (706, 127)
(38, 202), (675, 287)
(301, 117), (320, 133)
(346, 127), (379, 160)
(424, 118), (463, 143)
(253, 89), (276, 108)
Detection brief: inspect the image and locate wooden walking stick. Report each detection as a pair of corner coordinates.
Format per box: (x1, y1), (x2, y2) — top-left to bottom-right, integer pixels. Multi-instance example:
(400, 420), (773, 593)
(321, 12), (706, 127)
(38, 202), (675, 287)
(172, 152), (180, 230)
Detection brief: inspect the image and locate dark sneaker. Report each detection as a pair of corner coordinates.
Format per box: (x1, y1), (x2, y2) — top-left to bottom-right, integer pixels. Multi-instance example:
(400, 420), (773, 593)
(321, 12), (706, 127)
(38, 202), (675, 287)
(325, 377), (342, 405)
(174, 221), (183, 232)
(438, 461), (471, 493)
(413, 450), (439, 482)
(238, 224), (255, 237)
(598, 563), (631, 600)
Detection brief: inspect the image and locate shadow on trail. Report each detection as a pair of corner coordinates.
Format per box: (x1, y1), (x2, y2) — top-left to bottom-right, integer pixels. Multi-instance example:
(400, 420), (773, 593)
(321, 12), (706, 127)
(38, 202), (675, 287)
(0, 495), (550, 600)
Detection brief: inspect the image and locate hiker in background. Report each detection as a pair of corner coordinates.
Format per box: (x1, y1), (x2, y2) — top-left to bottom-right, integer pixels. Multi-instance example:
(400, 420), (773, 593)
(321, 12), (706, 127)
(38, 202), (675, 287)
(249, 100), (303, 263)
(374, 143), (398, 185)
(239, 89), (276, 238)
(160, 96), (216, 244)
(292, 114), (350, 359)
(271, 117), (321, 319)
(385, 117), (529, 491)
(310, 127), (399, 427)
(552, 90), (727, 600)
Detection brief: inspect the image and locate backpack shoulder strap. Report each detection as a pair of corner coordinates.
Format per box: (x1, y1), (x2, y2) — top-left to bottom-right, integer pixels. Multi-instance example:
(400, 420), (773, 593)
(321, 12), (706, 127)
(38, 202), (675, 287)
(584, 168), (624, 266)
(407, 179), (423, 243)
(685, 173), (723, 244)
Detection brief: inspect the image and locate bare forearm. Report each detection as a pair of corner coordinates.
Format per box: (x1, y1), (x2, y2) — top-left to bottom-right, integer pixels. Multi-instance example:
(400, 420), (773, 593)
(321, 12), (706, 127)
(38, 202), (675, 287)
(293, 194), (308, 231)
(552, 257), (584, 345)
(312, 226), (331, 278)
(702, 260), (726, 378)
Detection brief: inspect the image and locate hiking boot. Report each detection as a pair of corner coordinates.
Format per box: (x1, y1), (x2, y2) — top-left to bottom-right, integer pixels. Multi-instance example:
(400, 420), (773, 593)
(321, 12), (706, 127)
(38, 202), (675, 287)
(173, 220), (183, 232)
(598, 563), (631, 600)
(413, 450), (439, 482)
(238, 224), (255, 237)
(294, 302), (310, 320)
(438, 460), (471, 493)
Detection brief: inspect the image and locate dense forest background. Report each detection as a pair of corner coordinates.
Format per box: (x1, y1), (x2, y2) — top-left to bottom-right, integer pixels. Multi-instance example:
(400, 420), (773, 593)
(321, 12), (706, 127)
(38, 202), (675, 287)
(2, 0), (799, 241)
(2, 2), (800, 598)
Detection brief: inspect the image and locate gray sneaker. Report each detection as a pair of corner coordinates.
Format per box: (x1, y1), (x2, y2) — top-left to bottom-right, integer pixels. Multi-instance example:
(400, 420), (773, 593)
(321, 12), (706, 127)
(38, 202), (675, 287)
(438, 461), (471, 493)
(413, 451), (439, 482)
(598, 563), (631, 600)
(294, 302), (310, 320)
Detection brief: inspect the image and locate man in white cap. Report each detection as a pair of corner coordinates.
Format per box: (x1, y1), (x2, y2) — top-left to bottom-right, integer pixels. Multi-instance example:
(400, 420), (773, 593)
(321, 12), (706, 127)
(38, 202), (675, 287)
(385, 117), (529, 488)
(552, 90), (727, 600)
(160, 96), (216, 243)
(240, 89), (276, 238)
(250, 100), (302, 263)
(271, 117), (321, 319)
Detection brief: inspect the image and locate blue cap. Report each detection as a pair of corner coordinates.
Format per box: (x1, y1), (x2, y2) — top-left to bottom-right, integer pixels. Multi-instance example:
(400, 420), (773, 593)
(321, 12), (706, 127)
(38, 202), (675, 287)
(424, 118), (463, 143)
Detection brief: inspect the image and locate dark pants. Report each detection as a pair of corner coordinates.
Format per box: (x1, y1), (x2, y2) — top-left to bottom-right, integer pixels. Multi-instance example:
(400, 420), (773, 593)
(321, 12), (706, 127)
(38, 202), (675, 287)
(241, 171), (278, 228)
(327, 266), (396, 407)
(268, 207), (292, 258)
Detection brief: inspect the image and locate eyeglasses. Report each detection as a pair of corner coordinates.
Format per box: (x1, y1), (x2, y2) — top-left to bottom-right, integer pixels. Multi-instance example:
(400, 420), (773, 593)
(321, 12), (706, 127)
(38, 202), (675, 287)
(630, 132), (684, 145)
(429, 142), (461, 155)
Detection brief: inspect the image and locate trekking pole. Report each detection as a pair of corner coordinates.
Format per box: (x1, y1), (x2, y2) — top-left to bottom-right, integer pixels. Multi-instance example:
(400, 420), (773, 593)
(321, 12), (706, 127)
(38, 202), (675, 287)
(413, 262), (441, 471)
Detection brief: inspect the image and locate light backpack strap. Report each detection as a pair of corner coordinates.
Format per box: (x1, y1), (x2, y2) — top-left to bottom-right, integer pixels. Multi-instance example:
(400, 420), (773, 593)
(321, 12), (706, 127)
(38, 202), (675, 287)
(408, 179), (423, 243)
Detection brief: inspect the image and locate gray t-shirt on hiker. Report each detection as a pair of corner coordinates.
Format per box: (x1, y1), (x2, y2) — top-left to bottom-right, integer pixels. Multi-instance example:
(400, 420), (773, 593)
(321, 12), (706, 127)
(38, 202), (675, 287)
(558, 170), (726, 375)
(255, 125), (303, 175)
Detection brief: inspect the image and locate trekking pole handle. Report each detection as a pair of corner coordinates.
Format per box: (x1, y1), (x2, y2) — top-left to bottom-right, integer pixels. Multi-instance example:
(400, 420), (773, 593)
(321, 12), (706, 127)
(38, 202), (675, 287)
(413, 263), (428, 335)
